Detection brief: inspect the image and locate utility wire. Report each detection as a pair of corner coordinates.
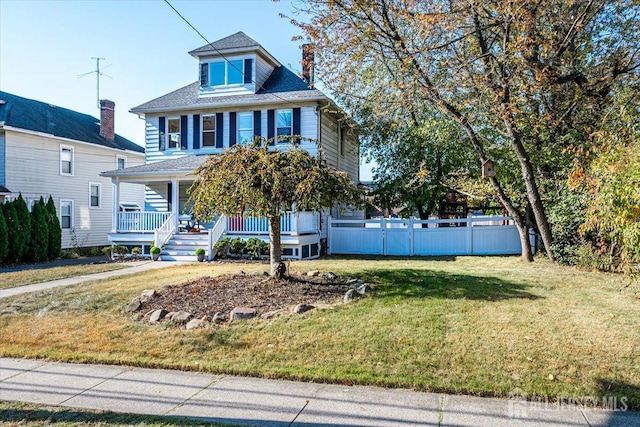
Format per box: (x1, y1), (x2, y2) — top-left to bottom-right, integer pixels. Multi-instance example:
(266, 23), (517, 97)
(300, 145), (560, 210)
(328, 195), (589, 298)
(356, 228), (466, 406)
(163, 0), (314, 110)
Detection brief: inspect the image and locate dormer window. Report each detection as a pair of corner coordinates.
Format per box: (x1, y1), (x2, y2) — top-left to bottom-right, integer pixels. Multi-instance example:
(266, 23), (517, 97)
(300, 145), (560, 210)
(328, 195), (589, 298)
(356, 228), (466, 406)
(200, 58), (253, 88)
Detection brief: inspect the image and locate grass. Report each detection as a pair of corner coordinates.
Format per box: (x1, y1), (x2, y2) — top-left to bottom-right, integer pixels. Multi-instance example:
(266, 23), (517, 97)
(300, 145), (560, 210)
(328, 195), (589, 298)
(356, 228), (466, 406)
(0, 256), (638, 409)
(0, 401), (240, 426)
(0, 263), (130, 289)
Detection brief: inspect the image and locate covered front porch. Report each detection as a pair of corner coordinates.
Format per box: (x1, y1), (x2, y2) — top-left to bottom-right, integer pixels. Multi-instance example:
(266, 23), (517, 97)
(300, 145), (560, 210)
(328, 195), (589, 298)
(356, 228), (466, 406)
(101, 155), (322, 261)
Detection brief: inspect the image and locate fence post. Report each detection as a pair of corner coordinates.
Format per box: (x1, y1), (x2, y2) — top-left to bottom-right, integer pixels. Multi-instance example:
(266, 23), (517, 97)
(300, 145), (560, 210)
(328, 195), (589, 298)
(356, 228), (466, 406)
(380, 217), (386, 255)
(409, 217), (414, 256)
(467, 217), (474, 255)
(327, 215), (332, 255)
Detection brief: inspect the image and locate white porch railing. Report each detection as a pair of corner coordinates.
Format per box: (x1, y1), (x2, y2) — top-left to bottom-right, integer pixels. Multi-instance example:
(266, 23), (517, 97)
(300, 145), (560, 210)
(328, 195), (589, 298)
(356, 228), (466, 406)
(226, 212), (319, 235)
(207, 214), (227, 261)
(117, 211), (171, 232)
(153, 213), (176, 249)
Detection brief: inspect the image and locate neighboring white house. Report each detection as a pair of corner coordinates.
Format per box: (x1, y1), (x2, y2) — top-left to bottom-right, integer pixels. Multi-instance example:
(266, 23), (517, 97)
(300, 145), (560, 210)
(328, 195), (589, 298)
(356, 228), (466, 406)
(102, 31), (361, 261)
(0, 91), (145, 249)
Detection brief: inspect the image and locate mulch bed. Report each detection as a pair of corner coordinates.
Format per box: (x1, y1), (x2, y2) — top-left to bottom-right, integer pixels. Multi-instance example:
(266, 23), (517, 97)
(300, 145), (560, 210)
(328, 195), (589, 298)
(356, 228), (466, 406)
(139, 273), (354, 319)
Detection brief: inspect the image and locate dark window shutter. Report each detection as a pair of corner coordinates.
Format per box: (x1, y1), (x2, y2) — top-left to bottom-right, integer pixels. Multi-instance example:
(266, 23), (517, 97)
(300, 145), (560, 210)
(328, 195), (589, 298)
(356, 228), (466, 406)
(216, 113), (224, 148)
(200, 63), (209, 87)
(267, 109), (275, 145)
(193, 114), (200, 149)
(293, 108), (301, 144)
(158, 116), (166, 151)
(180, 115), (188, 150)
(229, 112), (237, 146)
(253, 110), (261, 139)
(244, 58), (253, 84)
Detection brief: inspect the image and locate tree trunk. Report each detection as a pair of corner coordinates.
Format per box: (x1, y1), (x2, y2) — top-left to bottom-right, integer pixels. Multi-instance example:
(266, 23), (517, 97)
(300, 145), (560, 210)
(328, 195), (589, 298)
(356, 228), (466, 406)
(268, 215), (285, 279)
(503, 117), (555, 261)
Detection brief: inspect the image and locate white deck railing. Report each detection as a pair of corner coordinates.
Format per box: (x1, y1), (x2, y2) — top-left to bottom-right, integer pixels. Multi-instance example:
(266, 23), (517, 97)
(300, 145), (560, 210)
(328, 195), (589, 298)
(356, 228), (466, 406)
(117, 211), (171, 232)
(226, 211), (319, 235)
(207, 214), (227, 261)
(153, 213), (176, 249)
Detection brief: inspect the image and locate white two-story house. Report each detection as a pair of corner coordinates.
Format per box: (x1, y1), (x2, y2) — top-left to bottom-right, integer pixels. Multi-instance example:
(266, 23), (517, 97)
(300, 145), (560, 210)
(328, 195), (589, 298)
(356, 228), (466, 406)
(102, 32), (360, 261)
(0, 91), (145, 249)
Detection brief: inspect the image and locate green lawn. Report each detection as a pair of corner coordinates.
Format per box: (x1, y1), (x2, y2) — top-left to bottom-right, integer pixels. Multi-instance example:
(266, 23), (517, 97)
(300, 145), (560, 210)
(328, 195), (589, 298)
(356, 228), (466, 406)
(0, 263), (130, 289)
(0, 401), (238, 426)
(0, 256), (638, 409)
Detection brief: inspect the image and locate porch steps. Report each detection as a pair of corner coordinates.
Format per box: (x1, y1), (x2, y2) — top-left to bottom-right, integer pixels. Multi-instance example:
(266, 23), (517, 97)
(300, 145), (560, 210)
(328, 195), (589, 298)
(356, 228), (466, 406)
(160, 232), (209, 262)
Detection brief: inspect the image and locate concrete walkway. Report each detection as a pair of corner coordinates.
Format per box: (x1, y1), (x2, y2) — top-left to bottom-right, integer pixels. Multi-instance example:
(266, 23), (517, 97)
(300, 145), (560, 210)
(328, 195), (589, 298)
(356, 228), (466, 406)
(0, 358), (637, 426)
(0, 260), (180, 299)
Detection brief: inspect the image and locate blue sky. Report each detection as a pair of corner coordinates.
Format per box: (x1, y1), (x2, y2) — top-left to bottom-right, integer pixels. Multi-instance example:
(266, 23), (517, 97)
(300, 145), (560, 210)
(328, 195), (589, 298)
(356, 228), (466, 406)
(0, 0), (374, 180)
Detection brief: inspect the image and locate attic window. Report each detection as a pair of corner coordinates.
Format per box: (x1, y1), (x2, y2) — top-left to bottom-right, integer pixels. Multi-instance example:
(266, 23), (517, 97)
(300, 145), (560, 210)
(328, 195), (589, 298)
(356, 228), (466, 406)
(200, 58), (252, 88)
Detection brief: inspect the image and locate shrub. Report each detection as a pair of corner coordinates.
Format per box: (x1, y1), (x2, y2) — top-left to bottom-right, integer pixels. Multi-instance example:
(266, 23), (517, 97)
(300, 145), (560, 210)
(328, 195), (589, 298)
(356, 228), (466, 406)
(214, 238), (231, 258)
(229, 238), (246, 256)
(245, 237), (268, 259)
(60, 249), (79, 259)
(194, 248), (206, 255)
(0, 207), (8, 263)
(13, 194), (30, 261)
(131, 247), (142, 256)
(46, 196), (61, 260)
(88, 247), (101, 257)
(28, 198), (49, 262)
(150, 246), (161, 255)
(112, 245), (129, 257)
(102, 246), (113, 259)
(1, 202), (19, 263)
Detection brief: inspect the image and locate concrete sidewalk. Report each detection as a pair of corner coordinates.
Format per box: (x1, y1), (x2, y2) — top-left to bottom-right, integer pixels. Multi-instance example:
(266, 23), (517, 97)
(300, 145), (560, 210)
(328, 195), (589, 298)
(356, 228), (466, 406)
(0, 358), (637, 426)
(0, 260), (180, 299)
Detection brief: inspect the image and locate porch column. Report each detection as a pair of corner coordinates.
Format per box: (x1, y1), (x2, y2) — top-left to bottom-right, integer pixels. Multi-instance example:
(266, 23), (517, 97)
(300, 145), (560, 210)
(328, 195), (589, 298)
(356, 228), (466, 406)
(111, 178), (120, 232)
(171, 178), (179, 230)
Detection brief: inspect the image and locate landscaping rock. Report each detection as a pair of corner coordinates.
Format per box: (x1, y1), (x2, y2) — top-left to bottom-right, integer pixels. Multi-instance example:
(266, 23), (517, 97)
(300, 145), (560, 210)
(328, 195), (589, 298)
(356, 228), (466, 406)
(346, 278), (359, 284)
(326, 272), (337, 281)
(307, 270), (320, 277)
(171, 311), (193, 325)
(125, 297), (142, 313)
(293, 303), (315, 314)
(343, 289), (356, 303)
(212, 312), (226, 324)
(261, 308), (288, 319)
(149, 309), (168, 324)
(186, 318), (207, 330)
(356, 283), (370, 295)
(230, 306), (257, 321)
(166, 311), (177, 320)
(139, 290), (157, 303)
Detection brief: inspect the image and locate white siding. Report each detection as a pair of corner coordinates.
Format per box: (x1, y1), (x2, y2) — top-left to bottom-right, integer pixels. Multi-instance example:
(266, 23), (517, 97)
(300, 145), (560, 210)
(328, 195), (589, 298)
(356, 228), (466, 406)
(320, 110), (359, 183)
(255, 57), (275, 89)
(4, 130), (145, 249)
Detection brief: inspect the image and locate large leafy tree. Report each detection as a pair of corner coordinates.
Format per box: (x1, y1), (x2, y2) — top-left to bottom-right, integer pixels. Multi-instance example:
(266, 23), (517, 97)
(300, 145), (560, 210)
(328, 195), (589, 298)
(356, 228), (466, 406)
(292, 0), (640, 261)
(188, 141), (360, 278)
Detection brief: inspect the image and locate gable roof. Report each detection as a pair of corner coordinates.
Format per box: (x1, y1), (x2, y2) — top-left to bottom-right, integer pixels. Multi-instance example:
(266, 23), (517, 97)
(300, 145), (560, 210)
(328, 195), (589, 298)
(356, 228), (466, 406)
(189, 31), (261, 56)
(0, 185), (10, 194)
(0, 91), (144, 153)
(130, 66), (326, 114)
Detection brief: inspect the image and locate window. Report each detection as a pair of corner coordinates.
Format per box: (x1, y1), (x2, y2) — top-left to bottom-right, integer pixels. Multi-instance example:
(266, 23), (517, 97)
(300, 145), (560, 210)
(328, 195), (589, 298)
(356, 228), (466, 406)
(60, 200), (73, 229)
(238, 112), (253, 144)
(89, 183), (101, 208)
(202, 115), (216, 147)
(206, 59), (246, 87)
(167, 118), (180, 149)
(276, 109), (292, 142)
(116, 156), (126, 169)
(60, 146), (73, 175)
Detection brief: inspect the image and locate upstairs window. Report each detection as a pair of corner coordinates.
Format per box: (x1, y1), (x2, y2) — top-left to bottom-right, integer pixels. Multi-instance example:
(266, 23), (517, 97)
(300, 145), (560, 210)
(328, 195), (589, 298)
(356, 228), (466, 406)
(60, 145), (74, 175)
(167, 118), (181, 149)
(202, 115), (216, 147)
(277, 109), (293, 142)
(238, 112), (254, 144)
(116, 156), (126, 169)
(201, 58), (252, 87)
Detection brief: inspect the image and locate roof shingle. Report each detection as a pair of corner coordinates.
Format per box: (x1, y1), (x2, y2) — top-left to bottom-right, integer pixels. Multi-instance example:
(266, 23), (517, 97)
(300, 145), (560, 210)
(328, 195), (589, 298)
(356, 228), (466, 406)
(0, 91), (144, 153)
(188, 31), (261, 56)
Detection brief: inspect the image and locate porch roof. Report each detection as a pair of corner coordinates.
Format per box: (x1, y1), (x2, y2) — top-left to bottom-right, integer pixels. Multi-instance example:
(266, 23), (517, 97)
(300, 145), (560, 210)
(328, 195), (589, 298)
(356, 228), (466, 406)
(101, 155), (209, 178)
(0, 185), (10, 194)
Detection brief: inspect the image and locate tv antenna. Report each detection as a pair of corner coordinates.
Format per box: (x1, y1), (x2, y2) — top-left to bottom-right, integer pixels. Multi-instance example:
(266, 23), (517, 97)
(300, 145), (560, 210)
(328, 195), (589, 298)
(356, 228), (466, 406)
(78, 57), (112, 108)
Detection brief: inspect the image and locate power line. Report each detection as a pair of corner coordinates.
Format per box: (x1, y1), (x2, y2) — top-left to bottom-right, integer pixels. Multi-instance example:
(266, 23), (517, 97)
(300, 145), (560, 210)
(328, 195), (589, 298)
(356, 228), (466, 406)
(162, 0), (312, 110)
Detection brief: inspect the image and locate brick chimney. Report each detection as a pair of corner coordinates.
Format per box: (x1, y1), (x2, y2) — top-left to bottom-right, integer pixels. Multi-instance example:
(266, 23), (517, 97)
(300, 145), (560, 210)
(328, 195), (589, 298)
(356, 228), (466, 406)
(99, 99), (115, 141)
(301, 43), (315, 86)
